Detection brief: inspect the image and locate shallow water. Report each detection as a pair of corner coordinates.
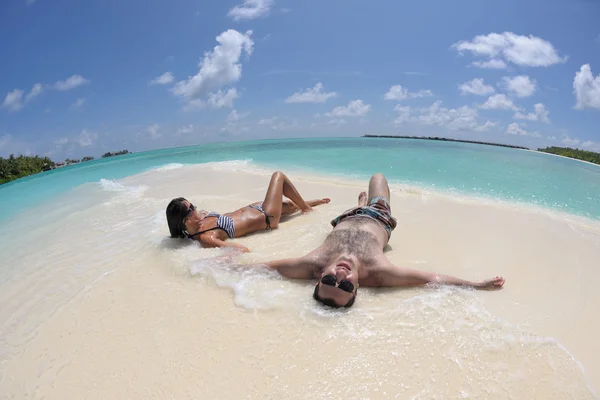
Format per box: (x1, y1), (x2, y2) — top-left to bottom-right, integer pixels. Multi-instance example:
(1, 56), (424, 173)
(2, 138), (600, 224)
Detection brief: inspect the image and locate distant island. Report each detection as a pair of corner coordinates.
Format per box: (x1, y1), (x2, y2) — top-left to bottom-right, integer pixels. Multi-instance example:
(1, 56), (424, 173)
(537, 146), (600, 165)
(1, 150), (129, 185)
(363, 135), (530, 150)
(102, 150), (130, 158)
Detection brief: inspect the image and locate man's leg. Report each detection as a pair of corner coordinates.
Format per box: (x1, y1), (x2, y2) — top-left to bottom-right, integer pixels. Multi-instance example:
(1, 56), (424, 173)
(358, 192), (367, 207)
(367, 173), (391, 203)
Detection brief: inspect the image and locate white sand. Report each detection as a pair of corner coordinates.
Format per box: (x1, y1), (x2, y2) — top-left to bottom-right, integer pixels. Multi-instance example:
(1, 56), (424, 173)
(0, 163), (598, 399)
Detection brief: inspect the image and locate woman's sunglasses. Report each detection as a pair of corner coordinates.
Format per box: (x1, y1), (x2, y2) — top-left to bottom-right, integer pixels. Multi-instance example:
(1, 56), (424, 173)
(320, 274), (355, 293)
(183, 203), (196, 222)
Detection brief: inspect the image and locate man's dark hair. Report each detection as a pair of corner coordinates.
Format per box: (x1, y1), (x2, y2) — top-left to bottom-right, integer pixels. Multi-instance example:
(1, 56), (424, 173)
(166, 197), (189, 238)
(313, 284), (356, 308)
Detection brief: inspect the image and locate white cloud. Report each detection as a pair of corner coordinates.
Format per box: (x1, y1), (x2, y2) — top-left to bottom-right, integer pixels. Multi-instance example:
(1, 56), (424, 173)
(221, 124), (249, 135)
(207, 88), (239, 109)
(2, 89), (25, 112)
(285, 82), (337, 103)
(150, 72), (174, 85)
(2, 76), (88, 112)
(472, 59), (507, 69)
(573, 64), (600, 110)
(459, 78), (495, 96)
(222, 110), (250, 134)
(452, 32), (567, 68)
(71, 97), (86, 109)
(480, 94), (519, 111)
(25, 83), (43, 102)
(77, 129), (98, 147)
(259, 117), (278, 125)
(228, 0), (273, 21)
(506, 122), (541, 137)
(582, 140), (600, 152)
(2, 83), (44, 112)
(514, 103), (550, 123)
(54, 137), (69, 146)
(417, 101), (494, 131)
(172, 30), (252, 110)
(384, 85), (433, 101)
(328, 118), (348, 126)
(54, 75), (90, 91)
(146, 124), (161, 139)
(258, 116), (299, 131)
(500, 75), (537, 97)
(227, 109), (249, 122)
(177, 125), (195, 135)
(474, 121), (499, 132)
(325, 100), (371, 117)
(562, 135), (580, 147)
(393, 105), (411, 124)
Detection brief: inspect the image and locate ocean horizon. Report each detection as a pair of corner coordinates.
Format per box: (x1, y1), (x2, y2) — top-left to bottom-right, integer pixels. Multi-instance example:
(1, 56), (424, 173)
(2, 137), (600, 224)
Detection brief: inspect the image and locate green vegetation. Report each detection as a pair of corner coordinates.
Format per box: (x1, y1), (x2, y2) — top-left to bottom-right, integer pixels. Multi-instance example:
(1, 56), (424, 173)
(537, 146), (600, 165)
(0, 150), (124, 185)
(0, 154), (55, 184)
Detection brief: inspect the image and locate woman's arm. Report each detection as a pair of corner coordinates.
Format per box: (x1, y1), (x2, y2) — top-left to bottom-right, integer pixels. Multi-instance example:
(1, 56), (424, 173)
(200, 236), (250, 253)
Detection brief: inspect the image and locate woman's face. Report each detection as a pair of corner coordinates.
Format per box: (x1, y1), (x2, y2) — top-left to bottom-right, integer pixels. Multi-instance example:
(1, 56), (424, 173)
(182, 200), (207, 223)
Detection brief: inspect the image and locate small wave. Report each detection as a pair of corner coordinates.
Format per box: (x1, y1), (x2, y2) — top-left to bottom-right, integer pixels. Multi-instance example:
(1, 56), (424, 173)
(201, 159), (256, 171)
(190, 254), (288, 310)
(97, 179), (148, 204)
(150, 163), (185, 172)
(98, 178), (127, 192)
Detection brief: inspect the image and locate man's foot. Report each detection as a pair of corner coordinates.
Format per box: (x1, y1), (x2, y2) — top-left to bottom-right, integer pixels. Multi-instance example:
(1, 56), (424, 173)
(477, 276), (505, 290)
(358, 191), (367, 207)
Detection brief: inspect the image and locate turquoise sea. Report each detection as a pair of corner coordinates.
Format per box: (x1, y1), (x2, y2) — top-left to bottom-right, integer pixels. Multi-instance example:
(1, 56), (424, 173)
(2, 137), (599, 223)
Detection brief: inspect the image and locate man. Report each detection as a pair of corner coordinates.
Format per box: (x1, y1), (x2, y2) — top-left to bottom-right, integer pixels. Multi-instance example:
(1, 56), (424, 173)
(249, 173), (505, 308)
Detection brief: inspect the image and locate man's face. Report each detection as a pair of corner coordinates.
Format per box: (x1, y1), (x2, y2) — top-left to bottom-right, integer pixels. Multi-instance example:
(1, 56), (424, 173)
(316, 259), (359, 307)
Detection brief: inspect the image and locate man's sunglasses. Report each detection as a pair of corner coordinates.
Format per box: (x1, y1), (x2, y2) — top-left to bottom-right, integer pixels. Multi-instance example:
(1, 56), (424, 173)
(320, 274), (355, 293)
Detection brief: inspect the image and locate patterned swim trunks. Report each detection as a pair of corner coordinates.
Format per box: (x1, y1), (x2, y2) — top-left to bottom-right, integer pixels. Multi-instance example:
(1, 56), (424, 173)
(330, 196), (397, 240)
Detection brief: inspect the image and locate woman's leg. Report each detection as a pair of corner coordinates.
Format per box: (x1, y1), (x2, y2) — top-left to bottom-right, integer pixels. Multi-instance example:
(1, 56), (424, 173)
(281, 198), (331, 216)
(260, 171), (313, 229)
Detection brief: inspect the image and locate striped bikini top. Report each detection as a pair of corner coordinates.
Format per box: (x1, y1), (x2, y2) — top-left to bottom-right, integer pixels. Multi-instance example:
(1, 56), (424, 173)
(187, 212), (235, 239)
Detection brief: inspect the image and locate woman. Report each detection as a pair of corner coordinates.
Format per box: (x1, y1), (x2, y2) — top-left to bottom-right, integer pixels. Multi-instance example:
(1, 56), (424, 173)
(166, 171), (330, 252)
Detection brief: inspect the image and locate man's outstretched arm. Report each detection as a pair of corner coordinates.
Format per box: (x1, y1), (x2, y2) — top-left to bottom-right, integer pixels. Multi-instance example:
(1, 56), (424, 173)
(213, 249), (317, 280)
(369, 263), (504, 290)
(263, 258), (317, 279)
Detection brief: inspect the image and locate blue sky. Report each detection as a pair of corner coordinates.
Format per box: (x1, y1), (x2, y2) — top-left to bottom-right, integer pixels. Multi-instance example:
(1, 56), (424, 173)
(1, 0), (599, 160)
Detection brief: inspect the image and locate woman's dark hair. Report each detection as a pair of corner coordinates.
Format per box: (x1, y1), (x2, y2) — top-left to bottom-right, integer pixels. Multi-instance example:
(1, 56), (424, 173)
(166, 197), (189, 238)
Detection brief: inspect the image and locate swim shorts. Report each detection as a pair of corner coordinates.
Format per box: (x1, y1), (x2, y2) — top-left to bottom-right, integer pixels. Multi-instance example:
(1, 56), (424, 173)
(330, 196), (397, 240)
